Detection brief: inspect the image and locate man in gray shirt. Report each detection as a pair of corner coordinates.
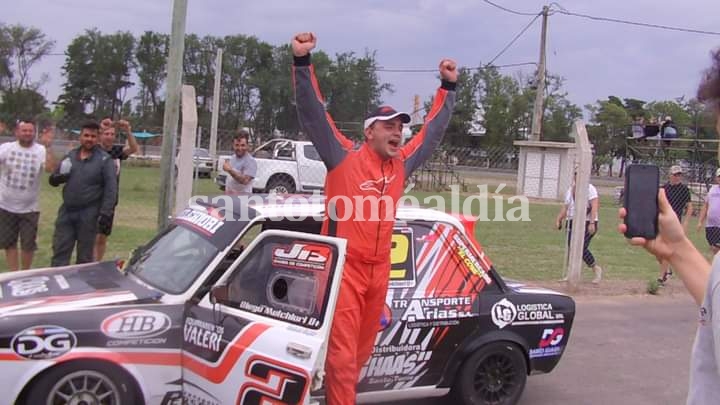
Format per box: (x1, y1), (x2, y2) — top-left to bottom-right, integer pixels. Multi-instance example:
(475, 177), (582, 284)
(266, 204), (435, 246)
(223, 129), (256, 195)
(49, 121), (117, 266)
(619, 47), (720, 404)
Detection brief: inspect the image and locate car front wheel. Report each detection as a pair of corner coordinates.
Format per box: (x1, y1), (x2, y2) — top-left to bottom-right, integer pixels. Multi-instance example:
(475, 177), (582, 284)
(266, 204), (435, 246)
(24, 361), (137, 405)
(453, 342), (527, 405)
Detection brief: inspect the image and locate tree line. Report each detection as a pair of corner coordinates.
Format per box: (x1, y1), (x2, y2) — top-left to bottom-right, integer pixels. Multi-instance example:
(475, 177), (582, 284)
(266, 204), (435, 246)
(0, 22), (717, 152)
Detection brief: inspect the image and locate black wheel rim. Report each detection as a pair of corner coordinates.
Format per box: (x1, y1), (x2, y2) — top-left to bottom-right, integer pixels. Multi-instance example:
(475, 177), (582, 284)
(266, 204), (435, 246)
(473, 352), (519, 404)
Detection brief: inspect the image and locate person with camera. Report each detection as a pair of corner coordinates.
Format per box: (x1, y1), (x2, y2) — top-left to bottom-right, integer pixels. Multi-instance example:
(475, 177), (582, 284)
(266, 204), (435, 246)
(619, 47), (720, 404)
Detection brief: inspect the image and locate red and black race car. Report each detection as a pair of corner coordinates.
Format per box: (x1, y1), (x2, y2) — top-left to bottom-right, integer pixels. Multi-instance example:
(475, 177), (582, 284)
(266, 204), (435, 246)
(0, 195), (574, 405)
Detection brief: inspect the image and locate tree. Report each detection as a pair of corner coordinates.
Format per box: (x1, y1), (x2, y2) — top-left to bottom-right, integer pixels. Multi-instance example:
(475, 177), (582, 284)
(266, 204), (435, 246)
(542, 75), (582, 142)
(0, 88), (48, 121)
(135, 31), (168, 124)
(0, 23), (54, 93)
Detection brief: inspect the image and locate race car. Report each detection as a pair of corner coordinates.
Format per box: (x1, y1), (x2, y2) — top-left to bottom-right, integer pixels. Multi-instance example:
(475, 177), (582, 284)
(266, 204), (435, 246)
(0, 195), (575, 405)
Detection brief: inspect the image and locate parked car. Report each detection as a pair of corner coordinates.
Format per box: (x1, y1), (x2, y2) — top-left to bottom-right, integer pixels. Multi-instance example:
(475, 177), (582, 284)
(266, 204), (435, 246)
(192, 148), (214, 178)
(215, 139), (327, 193)
(0, 195), (574, 405)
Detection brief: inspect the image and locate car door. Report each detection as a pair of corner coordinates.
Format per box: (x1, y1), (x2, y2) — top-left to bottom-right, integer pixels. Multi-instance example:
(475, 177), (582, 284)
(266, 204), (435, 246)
(297, 144), (327, 191)
(181, 230), (346, 405)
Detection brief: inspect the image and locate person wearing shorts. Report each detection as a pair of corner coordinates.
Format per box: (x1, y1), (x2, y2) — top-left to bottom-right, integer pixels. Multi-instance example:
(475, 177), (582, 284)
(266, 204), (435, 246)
(0, 119), (55, 270)
(698, 168), (720, 254)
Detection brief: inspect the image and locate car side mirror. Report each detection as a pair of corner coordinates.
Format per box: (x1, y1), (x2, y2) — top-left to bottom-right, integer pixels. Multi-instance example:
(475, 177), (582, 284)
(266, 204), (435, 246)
(210, 284), (229, 304)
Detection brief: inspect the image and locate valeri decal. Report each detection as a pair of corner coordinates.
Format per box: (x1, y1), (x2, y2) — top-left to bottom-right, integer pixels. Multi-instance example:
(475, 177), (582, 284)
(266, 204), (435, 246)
(491, 298), (564, 329)
(11, 325), (77, 360)
(184, 317), (224, 352)
(101, 309), (171, 346)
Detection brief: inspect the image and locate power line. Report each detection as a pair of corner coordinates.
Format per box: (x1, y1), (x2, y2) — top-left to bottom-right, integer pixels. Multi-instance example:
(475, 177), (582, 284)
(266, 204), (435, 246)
(480, 0), (538, 16)
(486, 13), (541, 66)
(376, 62), (537, 73)
(552, 8), (720, 36)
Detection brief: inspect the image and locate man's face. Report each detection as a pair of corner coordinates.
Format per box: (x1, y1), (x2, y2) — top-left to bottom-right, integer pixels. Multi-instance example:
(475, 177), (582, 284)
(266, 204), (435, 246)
(364, 118), (403, 160)
(80, 128), (98, 150)
(16, 122), (35, 146)
(233, 137), (249, 157)
(670, 172), (682, 185)
(99, 127), (116, 149)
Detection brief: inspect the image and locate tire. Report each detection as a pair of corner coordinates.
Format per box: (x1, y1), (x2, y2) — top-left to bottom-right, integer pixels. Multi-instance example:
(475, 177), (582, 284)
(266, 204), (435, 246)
(452, 342), (527, 405)
(266, 176), (296, 194)
(24, 361), (137, 405)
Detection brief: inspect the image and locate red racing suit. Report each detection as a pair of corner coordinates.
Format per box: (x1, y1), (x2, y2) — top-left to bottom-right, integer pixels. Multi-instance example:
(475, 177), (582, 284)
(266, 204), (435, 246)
(293, 53), (455, 405)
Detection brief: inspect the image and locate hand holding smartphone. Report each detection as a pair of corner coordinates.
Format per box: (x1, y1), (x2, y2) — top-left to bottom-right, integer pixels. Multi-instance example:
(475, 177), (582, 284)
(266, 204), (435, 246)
(623, 164), (660, 239)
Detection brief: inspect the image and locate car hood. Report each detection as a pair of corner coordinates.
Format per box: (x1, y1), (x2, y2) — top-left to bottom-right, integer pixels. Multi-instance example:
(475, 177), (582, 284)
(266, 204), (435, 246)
(503, 279), (569, 296)
(0, 261), (163, 316)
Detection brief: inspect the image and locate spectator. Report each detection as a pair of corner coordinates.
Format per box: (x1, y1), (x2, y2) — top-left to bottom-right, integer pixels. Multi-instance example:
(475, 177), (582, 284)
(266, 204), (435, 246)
(661, 115), (679, 139)
(94, 118), (139, 261)
(658, 165), (693, 284)
(697, 168), (720, 255)
(0, 119), (56, 270)
(223, 129), (257, 195)
(631, 116), (645, 139)
(555, 173), (603, 284)
(643, 117), (661, 139)
(49, 121), (117, 266)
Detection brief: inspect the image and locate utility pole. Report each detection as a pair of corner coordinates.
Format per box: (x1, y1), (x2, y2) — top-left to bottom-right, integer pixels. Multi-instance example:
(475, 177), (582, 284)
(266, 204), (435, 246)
(157, 0), (188, 231)
(530, 5), (550, 142)
(209, 48), (223, 162)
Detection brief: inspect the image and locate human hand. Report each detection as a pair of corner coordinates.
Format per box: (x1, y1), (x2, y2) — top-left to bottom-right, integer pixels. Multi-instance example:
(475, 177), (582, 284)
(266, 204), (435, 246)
(39, 127), (54, 147)
(101, 118), (113, 130)
(223, 160), (232, 173)
(617, 189), (687, 261)
(117, 120), (131, 132)
(98, 213), (113, 230)
(439, 59), (458, 83)
(59, 157), (72, 175)
(555, 219), (562, 230)
(588, 222), (597, 236)
(292, 32), (316, 57)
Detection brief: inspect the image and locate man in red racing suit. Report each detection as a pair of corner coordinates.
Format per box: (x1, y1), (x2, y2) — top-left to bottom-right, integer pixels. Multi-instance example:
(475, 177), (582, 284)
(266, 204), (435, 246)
(292, 32), (457, 404)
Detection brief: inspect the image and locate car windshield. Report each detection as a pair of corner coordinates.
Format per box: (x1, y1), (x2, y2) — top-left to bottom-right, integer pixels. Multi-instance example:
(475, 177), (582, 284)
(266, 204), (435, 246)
(125, 224), (219, 294)
(194, 149), (210, 157)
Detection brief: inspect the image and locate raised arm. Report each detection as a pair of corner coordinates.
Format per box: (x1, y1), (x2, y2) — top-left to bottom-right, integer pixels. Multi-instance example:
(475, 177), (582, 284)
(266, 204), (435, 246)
(401, 59), (457, 176)
(118, 120), (139, 157)
(292, 32), (351, 171)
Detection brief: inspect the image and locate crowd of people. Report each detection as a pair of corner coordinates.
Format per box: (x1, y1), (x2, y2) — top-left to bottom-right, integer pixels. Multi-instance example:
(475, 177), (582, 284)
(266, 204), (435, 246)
(0, 118), (138, 270)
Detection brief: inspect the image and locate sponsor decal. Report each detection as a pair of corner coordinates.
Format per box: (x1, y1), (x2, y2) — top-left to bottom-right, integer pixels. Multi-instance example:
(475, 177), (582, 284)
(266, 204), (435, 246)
(393, 296), (475, 328)
(101, 309), (172, 346)
(7, 276), (50, 297)
(372, 343), (422, 355)
(530, 327), (566, 358)
(272, 243), (331, 272)
(176, 208), (224, 235)
(238, 301), (321, 328)
(360, 351), (432, 380)
(11, 325), (76, 360)
(389, 228), (417, 288)
(452, 233), (492, 284)
(359, 175), (396, 194)
(490, 298), (564, 329)
(184, 317), (224, 352)
(161, 380), (221, 405)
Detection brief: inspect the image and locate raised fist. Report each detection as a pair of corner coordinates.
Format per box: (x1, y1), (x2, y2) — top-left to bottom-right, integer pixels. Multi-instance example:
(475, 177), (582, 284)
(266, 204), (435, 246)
(292, 32), (317, 57)
(100, 118), (113, 130)
(117, 119), (131, 132)
(439, 59), (458, 83)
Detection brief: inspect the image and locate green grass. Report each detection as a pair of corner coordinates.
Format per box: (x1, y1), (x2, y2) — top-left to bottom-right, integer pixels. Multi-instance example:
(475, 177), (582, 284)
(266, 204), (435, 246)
(1, 166), (711, 285)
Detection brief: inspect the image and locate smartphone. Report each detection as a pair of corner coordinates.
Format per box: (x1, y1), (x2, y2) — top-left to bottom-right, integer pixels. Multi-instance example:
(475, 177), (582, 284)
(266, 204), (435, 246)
(623, 164), (660, 239)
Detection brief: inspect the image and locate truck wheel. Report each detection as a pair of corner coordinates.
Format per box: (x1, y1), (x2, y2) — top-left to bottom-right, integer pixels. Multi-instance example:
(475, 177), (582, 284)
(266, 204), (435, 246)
(24, 361), (138, 405)
(452, 342), (527, 405)
(267, 176), (295, 194)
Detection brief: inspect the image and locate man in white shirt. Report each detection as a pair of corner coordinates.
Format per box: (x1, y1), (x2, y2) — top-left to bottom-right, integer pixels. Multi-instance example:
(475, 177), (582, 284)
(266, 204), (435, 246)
(223, 129), (257, 195)
(0, 119), (56, 270)
(555, 174), (603, 284)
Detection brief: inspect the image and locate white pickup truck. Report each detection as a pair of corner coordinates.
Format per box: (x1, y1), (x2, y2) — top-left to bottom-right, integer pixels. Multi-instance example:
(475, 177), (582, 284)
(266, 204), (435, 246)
(215, 139), (327, 193)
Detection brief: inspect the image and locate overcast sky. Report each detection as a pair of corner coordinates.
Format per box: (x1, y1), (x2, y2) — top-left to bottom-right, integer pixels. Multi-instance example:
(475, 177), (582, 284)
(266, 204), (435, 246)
(3, 0), (720, 119)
